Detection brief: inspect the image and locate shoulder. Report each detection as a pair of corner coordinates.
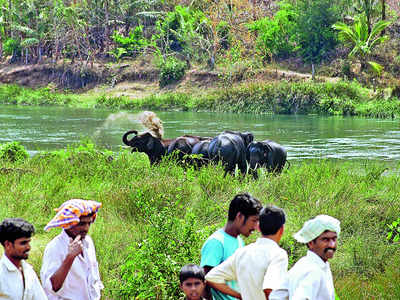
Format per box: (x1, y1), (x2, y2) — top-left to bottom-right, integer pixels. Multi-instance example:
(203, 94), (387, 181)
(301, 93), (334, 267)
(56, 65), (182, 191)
(43, 233), (68, 257)
(201, 233), (224, 252)
(202, 230), (224, 247)
(276, 246), (288, 259)
(289, 256), (324, 279)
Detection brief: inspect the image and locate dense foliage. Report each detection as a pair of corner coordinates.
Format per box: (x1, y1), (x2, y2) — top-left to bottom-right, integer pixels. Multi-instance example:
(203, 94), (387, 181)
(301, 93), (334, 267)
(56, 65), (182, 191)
(0, 141), (399, 299)
(0, 0), (396, 80)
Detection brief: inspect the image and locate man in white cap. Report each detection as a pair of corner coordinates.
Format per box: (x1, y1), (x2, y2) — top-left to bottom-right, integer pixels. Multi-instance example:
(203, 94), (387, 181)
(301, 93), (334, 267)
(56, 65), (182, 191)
(270, 215), (340, 300)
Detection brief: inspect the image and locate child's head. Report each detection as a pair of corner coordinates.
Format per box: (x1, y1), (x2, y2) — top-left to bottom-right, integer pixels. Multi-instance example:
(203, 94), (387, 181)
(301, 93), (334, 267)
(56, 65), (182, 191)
(179, 264), (205, 300)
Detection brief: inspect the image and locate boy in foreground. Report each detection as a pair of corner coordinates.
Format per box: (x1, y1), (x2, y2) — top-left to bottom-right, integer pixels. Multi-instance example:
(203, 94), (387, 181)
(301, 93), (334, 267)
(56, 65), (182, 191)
(180, 264), (206, 300)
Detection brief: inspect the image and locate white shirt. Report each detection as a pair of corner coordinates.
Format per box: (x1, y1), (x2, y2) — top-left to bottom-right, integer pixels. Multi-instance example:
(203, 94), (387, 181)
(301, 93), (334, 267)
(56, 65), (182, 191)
(0, 254), (47, 300)
(270, 250), (335, 300)
(205, 237), (288, 300)
(40, 231), (104, 300)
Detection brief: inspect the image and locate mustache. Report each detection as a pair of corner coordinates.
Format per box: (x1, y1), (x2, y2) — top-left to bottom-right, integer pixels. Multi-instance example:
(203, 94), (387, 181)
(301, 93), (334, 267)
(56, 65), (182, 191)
(324, 248), (336, 253)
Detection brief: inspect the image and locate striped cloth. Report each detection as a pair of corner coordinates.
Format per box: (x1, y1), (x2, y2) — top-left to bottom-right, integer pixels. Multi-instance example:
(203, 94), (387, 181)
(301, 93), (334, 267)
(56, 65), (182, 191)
(44, 199), (102, 231)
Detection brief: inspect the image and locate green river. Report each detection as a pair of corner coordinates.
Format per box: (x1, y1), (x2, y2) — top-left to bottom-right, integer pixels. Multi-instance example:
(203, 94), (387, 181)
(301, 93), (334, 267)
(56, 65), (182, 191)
(1, 104), (400, 160)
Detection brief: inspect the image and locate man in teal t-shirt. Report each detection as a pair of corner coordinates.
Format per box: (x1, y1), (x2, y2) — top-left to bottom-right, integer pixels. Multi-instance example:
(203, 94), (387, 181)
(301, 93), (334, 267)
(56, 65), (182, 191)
(201, 193), (262, 300)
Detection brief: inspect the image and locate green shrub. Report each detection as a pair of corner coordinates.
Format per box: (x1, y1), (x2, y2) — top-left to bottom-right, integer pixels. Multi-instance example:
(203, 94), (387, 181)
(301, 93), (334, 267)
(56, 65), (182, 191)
(247, 1), (297, 60)
(119, 206), (214, 299)
(387, 217), (400, 243)
(159, 57), (186, 87)
(0, 142), (29, 162)
(3, 38), (21, 56)
(111, 26), (148, 59)
(216, 21), (231, 50)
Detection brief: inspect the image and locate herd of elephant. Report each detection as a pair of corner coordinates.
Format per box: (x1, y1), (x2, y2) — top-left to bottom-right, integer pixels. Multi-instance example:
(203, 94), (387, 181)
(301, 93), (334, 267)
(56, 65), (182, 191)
(122, 130), (288, 179)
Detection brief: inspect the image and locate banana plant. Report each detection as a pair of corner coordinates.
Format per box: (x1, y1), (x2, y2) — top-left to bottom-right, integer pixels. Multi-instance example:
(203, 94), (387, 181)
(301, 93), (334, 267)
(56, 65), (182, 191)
(332, 15), (391, 72)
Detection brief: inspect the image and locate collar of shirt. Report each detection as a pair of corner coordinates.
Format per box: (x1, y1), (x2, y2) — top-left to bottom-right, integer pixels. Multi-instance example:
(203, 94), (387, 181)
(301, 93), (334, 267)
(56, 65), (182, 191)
(1, 254), (18, 272)
(306, 250), (330, 270)
(1, 253), (28, 273)
(255, 237), (280, 247)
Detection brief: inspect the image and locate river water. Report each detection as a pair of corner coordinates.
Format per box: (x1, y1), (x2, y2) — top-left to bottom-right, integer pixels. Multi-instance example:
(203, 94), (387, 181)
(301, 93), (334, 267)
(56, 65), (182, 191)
(1, 104), (400, 161)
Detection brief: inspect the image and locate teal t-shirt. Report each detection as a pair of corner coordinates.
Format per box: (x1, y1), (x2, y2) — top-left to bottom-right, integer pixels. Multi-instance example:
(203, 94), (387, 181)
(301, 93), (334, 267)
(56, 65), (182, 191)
(200, 229), (245, 300)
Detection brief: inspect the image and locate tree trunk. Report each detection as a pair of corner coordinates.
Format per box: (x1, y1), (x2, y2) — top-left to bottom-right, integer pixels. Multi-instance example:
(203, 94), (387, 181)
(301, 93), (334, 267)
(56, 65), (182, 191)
(381, 0), (386, 35)
(311, 63), (315, 80)
(0, 34), (2, 60)
(104, 0), (110, 54)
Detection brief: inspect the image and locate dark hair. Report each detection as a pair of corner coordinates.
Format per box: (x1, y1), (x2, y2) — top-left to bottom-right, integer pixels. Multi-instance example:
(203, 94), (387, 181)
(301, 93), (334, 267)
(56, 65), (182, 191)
(179, 264), (205, 284)
(259, 205), (286, 235)
(228, 192), (262, 221)
(0, 218), (35, 245)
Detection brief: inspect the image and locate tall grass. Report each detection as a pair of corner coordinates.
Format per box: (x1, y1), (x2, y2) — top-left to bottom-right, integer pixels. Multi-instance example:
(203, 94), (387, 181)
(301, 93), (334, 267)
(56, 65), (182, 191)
(1, 82), (400, 118)
(0, 142), (399, 299)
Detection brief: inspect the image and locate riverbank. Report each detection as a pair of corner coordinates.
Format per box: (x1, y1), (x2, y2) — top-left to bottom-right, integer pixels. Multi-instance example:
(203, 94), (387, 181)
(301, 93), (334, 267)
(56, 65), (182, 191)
(1, 142), (399, 299)
(1, 79), (400, 118)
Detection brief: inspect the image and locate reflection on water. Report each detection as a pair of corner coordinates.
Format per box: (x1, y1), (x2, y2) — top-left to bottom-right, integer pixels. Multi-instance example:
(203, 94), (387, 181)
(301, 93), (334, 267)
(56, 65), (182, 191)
(1, 104), (400, 160)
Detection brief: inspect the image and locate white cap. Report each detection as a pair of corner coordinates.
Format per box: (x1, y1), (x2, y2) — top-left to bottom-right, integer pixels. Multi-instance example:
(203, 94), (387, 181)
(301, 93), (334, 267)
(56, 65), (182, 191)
(294, 215), (340, 243)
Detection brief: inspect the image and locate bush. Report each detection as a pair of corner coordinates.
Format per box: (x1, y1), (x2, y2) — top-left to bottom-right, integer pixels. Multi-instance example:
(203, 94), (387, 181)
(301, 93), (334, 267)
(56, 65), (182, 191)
(159, 57), (186, 87)
(2, 38), (21, 56)
(0, 142), (29, 162)
(111, 26), (148, 59)
(216, 21), (231, 50)
(247, 1), (297, 61)
(119, 205), (214, 299)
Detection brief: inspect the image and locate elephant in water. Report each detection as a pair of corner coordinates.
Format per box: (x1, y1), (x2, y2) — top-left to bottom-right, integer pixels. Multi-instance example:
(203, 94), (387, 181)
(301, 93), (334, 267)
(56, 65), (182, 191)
(246, 140), (287, 179)
(208, 131), (254, 176)
(122, 130), (209, 165)
(190, 139), (212, 168)
(122, 130), (172, 164)
(167, 135), (211, 162)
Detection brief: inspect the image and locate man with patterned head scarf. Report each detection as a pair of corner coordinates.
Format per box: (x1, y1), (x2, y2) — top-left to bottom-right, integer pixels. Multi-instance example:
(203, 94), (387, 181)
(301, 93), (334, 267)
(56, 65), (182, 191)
(40, 199), (103, 300)
(270, 215), (341, 300)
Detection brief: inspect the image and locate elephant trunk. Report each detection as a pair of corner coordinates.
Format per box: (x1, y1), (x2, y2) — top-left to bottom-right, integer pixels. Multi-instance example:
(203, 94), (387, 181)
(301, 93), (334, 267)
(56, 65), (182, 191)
(122, 130), (138, 146)
(249, 156), (259, 170)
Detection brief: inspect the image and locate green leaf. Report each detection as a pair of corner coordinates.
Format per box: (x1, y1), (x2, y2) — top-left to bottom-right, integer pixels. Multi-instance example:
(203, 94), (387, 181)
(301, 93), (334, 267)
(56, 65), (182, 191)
(368, 61), (383, 76)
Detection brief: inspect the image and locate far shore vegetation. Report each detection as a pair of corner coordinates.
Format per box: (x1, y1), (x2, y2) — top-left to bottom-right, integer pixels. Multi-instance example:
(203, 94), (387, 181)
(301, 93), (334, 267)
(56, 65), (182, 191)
(0, 141), (399, 299)
(1, 81), (400, 119)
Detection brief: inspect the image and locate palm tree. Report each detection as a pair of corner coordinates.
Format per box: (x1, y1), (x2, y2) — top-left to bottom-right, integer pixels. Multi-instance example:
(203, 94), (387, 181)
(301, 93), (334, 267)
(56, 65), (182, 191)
(332, 15), (390, 71)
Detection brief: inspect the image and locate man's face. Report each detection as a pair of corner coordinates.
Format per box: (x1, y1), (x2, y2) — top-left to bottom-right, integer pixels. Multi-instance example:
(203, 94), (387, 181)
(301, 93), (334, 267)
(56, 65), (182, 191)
(180, 278), (205, 300)
(65, 215), (93, 240)
(308, 230), (338, 262)
(238, 214), (259, 237)
(5, 237), (31, 261)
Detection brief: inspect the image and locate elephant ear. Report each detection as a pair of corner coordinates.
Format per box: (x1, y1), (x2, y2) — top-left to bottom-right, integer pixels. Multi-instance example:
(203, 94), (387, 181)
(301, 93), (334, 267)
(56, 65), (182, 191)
(146, 134), (154, 149)
(243, 132), (254, 146)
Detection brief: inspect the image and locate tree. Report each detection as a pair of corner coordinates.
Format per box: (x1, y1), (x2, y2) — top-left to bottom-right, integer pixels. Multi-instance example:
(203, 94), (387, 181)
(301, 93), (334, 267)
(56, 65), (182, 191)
(294, 0), (340, 79)
(332, 15), (391, 71)
(247, 1), (297, 62)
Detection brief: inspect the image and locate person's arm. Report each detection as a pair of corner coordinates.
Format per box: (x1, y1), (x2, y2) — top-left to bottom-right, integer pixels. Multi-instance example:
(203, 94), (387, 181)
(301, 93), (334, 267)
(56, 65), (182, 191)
(263, 251), (289, 300)
(202, 266), (213, 300)
(205, 256), (239, 299)
(50, 235), (83, 292)
(207, 281), (242, 299)
(200, 237), (224, 300)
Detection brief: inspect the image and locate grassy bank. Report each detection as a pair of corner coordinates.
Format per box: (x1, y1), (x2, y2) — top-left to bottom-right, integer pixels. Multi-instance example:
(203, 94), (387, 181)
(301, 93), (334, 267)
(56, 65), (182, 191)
(0, 142), (399, 299)
(1, 81), (400, 118)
